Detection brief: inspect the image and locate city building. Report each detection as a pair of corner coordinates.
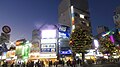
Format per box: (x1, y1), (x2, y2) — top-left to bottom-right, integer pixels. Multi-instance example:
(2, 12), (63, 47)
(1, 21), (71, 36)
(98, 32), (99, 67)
(113, 6), (120, 28)
(113, 6), (120, 45)
(0, 33), (10, 44)
(0, 25), (11, 44)
(97, 26), (109, 35)
(32, 29), (40, 40)
(95, 26), (109, 39)
(58, 25), (72, 59)
(58, 0), (92, 58)
(30, 29), (41, 60)
(39, 24), (58, 65)
(58, 0), (91, 32)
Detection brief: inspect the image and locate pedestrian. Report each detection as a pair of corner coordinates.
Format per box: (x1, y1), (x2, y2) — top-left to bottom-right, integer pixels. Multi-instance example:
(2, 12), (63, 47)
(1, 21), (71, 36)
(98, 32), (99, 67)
(2, 62), (7, 67)
(72, 60), (76, 67)
(10, 62), (14, 67)
(54, 61), (58, 67)
(49, 60), (52, 67)
(61, 60), (65, 67)
(66, 59), (71, 67)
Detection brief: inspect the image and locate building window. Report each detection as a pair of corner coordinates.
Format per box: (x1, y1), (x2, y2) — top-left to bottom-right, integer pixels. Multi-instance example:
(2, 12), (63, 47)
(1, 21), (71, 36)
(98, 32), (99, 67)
(80, 14), (85, 19)
(74, 12), (79, 17)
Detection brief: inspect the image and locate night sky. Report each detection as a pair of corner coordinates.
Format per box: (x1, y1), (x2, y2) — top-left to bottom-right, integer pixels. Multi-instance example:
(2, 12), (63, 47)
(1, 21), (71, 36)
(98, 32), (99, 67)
(0, 0), (120, 41)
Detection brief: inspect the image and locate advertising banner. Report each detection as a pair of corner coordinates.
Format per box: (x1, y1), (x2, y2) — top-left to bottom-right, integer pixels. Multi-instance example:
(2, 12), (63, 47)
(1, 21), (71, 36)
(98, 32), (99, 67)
(15, 46), (23, 58)
(6, 50), (15, 58)
(41, 43), (56, 52)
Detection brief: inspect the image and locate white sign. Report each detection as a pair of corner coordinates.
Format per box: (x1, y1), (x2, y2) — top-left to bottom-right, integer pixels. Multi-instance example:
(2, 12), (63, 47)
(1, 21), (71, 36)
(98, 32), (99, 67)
(41, 39), (57, 43)
(41, 30), (56, 38)
(39, 54), (57, 58)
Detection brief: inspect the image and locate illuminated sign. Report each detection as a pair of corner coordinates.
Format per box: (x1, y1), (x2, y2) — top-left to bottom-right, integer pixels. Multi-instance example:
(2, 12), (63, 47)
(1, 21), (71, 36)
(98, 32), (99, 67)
(109, 35), (115, 43)
(39, 54), (57, 58)
(41, 48), (56, 52)
(6, 50), (15, 58)
(41, 44), (55, 48)
(41, 30), (56, 38)
(80, 14), (85, 19)
(16, 39), (26, 46)
(41, 39), (57, 43)
(29, 53), (40, 60)
(59, 25), (71, 38)
(71, 6), (75, 31)
(60, 50), (72, 55)
(59, 25), (67, 32)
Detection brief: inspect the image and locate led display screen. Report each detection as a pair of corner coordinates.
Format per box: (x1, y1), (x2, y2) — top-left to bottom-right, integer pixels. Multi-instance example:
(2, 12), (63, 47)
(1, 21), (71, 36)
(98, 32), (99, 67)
(41, 30), (56, 38)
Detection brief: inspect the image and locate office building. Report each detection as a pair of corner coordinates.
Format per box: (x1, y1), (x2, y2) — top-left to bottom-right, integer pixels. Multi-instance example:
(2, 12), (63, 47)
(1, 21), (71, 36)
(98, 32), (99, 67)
(113, 6), (120, 28)
(58, 0), (91, 32)
(58, 0), (92, 58)
(97, 26), (109, 34)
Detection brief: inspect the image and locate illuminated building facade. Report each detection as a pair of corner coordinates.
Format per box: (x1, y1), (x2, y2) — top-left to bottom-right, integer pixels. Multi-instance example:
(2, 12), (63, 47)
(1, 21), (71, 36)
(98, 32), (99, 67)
(15, 39), (31, 61)
(39, 24), (58, 64)
(58, 25), (72, 58)
(58, 0), (91, 32)
(58, 0), (92, 58)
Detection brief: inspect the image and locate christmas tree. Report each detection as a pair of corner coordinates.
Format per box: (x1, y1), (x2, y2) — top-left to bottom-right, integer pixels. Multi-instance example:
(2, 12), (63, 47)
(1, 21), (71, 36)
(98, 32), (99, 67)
(69, 25), (92, 63)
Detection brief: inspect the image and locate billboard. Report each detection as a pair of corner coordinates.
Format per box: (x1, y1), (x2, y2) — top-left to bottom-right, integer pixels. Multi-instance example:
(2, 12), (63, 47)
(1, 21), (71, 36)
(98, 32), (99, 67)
(16, 45), (30, 59)
(41, 30), (56, 38)
(59, 25), (71, 38)
(41, 43), (56, 52)
(41, 39), (57, 43)
(16, 39), (26, 46)
(15, 46), (23, 58)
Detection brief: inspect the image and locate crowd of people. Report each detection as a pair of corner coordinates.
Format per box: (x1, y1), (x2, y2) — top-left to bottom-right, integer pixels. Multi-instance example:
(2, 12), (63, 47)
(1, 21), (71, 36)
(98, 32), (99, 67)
(0, 58), (83, 67)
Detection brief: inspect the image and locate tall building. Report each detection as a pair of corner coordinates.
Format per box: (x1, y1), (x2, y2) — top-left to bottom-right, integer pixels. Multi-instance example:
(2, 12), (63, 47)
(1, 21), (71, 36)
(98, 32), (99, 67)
(58, 0), (91, 32)
(113, 6), (120, 45)
(31, 29), (40, 59)
(97, 26), (109, 34)
(31, 29), (40, 50)
(32, 29), (40, 40)
(58, 0), (92, 58)
(113, 6), (120, 28)
(0, 33), (10, 44)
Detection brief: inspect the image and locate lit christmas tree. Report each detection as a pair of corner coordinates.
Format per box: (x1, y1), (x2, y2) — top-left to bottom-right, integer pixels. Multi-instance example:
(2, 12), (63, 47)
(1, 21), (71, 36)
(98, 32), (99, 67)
(99, 35), (118, 55)
(69, 25), (92, 63)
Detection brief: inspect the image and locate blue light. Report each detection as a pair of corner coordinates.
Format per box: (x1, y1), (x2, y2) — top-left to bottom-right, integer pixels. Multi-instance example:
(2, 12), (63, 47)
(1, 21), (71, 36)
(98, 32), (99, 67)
(60, 50), (72, 54)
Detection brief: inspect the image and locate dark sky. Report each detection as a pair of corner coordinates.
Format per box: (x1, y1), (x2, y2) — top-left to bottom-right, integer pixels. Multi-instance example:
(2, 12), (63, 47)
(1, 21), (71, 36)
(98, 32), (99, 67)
(0, 0), (120, 41)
